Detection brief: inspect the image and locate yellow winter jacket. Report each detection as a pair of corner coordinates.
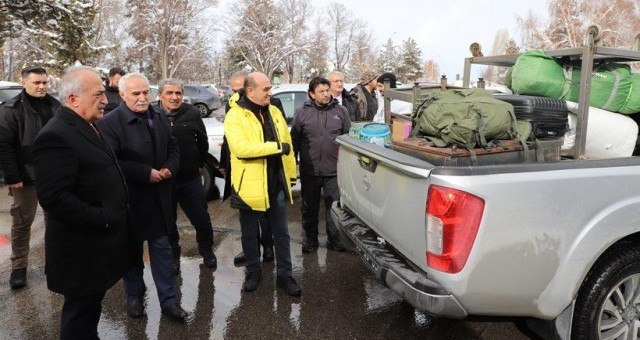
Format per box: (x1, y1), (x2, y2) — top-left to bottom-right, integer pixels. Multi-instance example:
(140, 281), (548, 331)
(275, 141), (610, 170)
(224, 94), (297, 211)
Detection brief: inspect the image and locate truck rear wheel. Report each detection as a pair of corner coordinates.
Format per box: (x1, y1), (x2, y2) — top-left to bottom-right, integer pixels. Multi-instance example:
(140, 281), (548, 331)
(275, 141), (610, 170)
(572, 241), (640, 340)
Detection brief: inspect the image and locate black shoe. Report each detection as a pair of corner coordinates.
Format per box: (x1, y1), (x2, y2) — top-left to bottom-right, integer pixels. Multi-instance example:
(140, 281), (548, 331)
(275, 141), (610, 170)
(9, 268), (27, 290)
(301, 238), (319, 253)
(126, 299), (144, 318)
(234, 251), (246, 265)
(326, 240), (346, 252)
(161, 303), (187, 321)
(276, 276), (302, 296)
(172, 256), (180, 275)
(201, 250), (217, 268)
(243, 271), (262, 292)
(262, 246), (274, 262)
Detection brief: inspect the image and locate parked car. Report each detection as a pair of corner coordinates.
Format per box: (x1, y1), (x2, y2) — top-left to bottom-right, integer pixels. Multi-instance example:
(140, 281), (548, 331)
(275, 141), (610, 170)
(271, 83), (356, 124)
(184, 84), (221, 118)
(217, 84), (233, 102)
(0, 81), (22, 104)
(202, 116), (225, 200)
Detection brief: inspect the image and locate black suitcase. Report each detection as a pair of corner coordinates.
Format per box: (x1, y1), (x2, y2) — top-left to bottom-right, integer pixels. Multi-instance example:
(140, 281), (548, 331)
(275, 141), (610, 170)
(495, 94), (569, 138)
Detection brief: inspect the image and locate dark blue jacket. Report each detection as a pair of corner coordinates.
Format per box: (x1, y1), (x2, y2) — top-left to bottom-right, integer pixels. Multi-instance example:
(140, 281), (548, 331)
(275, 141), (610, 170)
(97, 103), (180, 240)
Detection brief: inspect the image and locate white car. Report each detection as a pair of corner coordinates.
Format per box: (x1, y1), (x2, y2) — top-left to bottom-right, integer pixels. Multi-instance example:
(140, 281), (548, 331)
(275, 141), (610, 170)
(202, 83), (355, 200)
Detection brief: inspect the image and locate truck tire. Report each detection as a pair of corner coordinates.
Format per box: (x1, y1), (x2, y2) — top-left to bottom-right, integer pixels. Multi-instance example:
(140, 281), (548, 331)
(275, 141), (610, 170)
(572, 240), (640, 339)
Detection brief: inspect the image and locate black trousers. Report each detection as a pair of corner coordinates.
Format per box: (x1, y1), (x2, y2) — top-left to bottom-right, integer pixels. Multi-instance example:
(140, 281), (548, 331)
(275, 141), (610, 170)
(300, 174), (339, 239)
(60, 291), (106, 340)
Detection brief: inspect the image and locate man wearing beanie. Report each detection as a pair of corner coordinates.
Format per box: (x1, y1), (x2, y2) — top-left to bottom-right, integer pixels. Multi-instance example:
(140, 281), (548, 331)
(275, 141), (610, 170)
(349, 69), (378, 121)
(375, 72), (413, 122)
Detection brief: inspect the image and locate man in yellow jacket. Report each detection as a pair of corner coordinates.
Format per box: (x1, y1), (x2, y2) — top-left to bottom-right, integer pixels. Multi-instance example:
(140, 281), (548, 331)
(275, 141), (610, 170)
(224, 72), (300, 296)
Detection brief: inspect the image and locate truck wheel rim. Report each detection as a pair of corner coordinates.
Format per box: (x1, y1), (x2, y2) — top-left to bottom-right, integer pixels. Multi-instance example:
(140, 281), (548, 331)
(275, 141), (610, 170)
(598, 273), (640, 339)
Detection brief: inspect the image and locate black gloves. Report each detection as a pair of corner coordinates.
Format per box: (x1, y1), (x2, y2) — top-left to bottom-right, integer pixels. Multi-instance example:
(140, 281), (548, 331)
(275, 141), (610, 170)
(281, 142), (291, 155)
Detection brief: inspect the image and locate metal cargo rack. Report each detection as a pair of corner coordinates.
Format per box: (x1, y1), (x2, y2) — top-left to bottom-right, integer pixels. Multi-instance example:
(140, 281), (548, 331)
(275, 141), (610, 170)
(382, 27), (640, 159)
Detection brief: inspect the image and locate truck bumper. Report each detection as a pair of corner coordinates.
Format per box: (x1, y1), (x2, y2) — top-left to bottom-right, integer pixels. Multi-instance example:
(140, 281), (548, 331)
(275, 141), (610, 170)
(331, 201), (467, 319)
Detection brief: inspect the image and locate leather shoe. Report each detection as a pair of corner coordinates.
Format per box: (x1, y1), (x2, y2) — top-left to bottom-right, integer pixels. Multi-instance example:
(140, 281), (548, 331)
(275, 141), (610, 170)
(276, 276), (302, 296)
(327, 233), (346, 252)
(9, 268), (27, 289)
(302, 238), (319, 253)
(127, 299), (144, 318)
(161, 303), (187, 321)
(262, 246), (274, 262)
(234, 251), (246, 265)
(243, 271), (262, 292)
(201, 250), (217, 268)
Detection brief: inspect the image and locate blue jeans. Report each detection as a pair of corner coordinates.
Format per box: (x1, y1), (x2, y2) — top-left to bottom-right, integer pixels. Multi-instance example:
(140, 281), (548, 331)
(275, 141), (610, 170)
(169, 177), (214, 256)
(123, 235), (177, 308)
(239, 190), (292, 277)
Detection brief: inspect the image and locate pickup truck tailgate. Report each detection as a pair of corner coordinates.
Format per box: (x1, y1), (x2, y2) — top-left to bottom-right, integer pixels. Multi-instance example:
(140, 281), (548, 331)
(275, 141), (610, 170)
(336, 136), (434, 268)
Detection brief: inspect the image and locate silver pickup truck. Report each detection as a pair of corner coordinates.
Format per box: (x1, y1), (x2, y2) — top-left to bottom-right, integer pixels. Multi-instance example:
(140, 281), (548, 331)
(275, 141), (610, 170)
(331, 33), (640, 339)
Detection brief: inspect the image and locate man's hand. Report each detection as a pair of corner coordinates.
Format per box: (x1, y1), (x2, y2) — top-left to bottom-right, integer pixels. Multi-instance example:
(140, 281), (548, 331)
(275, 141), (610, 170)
(8, 182), (23, 190)
(149, 169), (165, 183)
(219, 168), (227, 178)
(281, 142), (291, 155)
(159, 168), (172, 179)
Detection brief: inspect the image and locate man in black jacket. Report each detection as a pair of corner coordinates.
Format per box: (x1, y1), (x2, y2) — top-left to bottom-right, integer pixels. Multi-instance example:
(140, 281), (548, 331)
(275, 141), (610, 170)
(155, 78), (217, 273)
(32, 66), (133, 340)
(0, 66), (60, 289)
(97, 72), (187, 321)
(328, 70), (360, 121)
(104, 67), (125, 114)
(291, 77), (350, 253)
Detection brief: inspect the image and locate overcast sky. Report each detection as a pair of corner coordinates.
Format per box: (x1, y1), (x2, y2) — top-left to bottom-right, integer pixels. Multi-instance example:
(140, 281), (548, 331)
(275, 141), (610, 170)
(331, 0), (551, 80)
(215, 0), (551, 80)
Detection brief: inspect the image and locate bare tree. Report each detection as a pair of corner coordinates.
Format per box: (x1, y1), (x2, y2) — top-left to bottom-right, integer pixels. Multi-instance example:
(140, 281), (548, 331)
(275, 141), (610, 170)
(422, 59), (440, 83)
(128, 0), (217, 82)
(303, 16), (330, 81)
(518, 0), (640, 50)
(222, 0), (314, 79)
(281, 0), (313, 83)
(483, 29), (511, 84)
(326, 2), (364, 72)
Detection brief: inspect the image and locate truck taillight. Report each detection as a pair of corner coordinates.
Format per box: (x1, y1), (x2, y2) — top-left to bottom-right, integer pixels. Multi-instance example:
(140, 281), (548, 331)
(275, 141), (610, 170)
(425, 185), (484, 274)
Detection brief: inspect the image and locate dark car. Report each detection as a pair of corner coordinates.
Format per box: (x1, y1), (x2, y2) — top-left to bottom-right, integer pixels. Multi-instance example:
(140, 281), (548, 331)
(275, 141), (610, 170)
(185, 84), (222, 118)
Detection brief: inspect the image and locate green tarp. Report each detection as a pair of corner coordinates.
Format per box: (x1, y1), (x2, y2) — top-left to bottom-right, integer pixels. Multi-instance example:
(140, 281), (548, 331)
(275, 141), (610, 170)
(511, 50), (567, 98)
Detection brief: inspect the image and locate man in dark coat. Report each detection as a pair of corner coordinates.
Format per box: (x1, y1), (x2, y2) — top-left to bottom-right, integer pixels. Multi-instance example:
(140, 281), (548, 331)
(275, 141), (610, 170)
(97, 72), (187, 321)
(32, 66), (133, 339)
(155, 78), (217, 273)
(0, 66), (60, 289)
(291, 77), (350, 253)
(104, 67), (125, 114)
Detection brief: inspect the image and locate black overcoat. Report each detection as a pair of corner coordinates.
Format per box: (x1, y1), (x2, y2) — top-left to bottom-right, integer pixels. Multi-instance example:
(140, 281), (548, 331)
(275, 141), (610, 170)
(32, 107), (132, 297)
(97, 103), (180, 241)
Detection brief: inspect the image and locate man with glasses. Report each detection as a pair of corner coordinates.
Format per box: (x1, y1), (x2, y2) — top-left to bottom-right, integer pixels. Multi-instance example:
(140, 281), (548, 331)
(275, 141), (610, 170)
(328, 70), (360, 122)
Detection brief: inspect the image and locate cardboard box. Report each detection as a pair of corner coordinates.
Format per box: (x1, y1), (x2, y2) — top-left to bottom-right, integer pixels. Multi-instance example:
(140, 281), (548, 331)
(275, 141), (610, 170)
(392, 120), (412, 142)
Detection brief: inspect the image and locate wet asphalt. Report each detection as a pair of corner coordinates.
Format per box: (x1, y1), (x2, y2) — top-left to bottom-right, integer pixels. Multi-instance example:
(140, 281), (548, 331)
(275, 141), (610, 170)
(0, 186), (543, 340)
(0, 110), (541, 339)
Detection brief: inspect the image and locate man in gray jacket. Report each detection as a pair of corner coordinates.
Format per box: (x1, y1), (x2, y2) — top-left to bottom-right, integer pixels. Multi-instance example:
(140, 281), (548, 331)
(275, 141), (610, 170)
(291, 77), (351, 253)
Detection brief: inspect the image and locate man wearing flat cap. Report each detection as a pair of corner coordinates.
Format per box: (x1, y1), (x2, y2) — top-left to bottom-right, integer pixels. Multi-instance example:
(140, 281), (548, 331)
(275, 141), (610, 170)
(349, 70), (378, 121)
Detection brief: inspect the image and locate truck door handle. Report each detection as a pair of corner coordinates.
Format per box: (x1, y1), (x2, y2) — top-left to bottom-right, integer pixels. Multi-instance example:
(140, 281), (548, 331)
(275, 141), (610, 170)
(358, 155), (378, 173)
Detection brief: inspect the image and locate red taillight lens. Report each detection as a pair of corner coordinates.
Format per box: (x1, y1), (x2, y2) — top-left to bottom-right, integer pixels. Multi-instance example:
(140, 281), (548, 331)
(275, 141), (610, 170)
(425, 185), (484, 273)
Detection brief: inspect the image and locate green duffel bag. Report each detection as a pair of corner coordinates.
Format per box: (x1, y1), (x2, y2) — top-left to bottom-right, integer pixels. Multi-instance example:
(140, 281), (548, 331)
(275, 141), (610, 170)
(620, 73), (640, 114)
(511, 50), (568, 98)
(411, 88), (520, 150)
(566, 62), (632, 113)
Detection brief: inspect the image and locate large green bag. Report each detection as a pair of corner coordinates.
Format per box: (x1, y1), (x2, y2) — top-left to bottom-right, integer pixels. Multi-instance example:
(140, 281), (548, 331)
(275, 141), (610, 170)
(411, 88), (520, 149)
(566, 63), (632, 112)
(511, 50), (568, 98)
(620, 73), (640, 114)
